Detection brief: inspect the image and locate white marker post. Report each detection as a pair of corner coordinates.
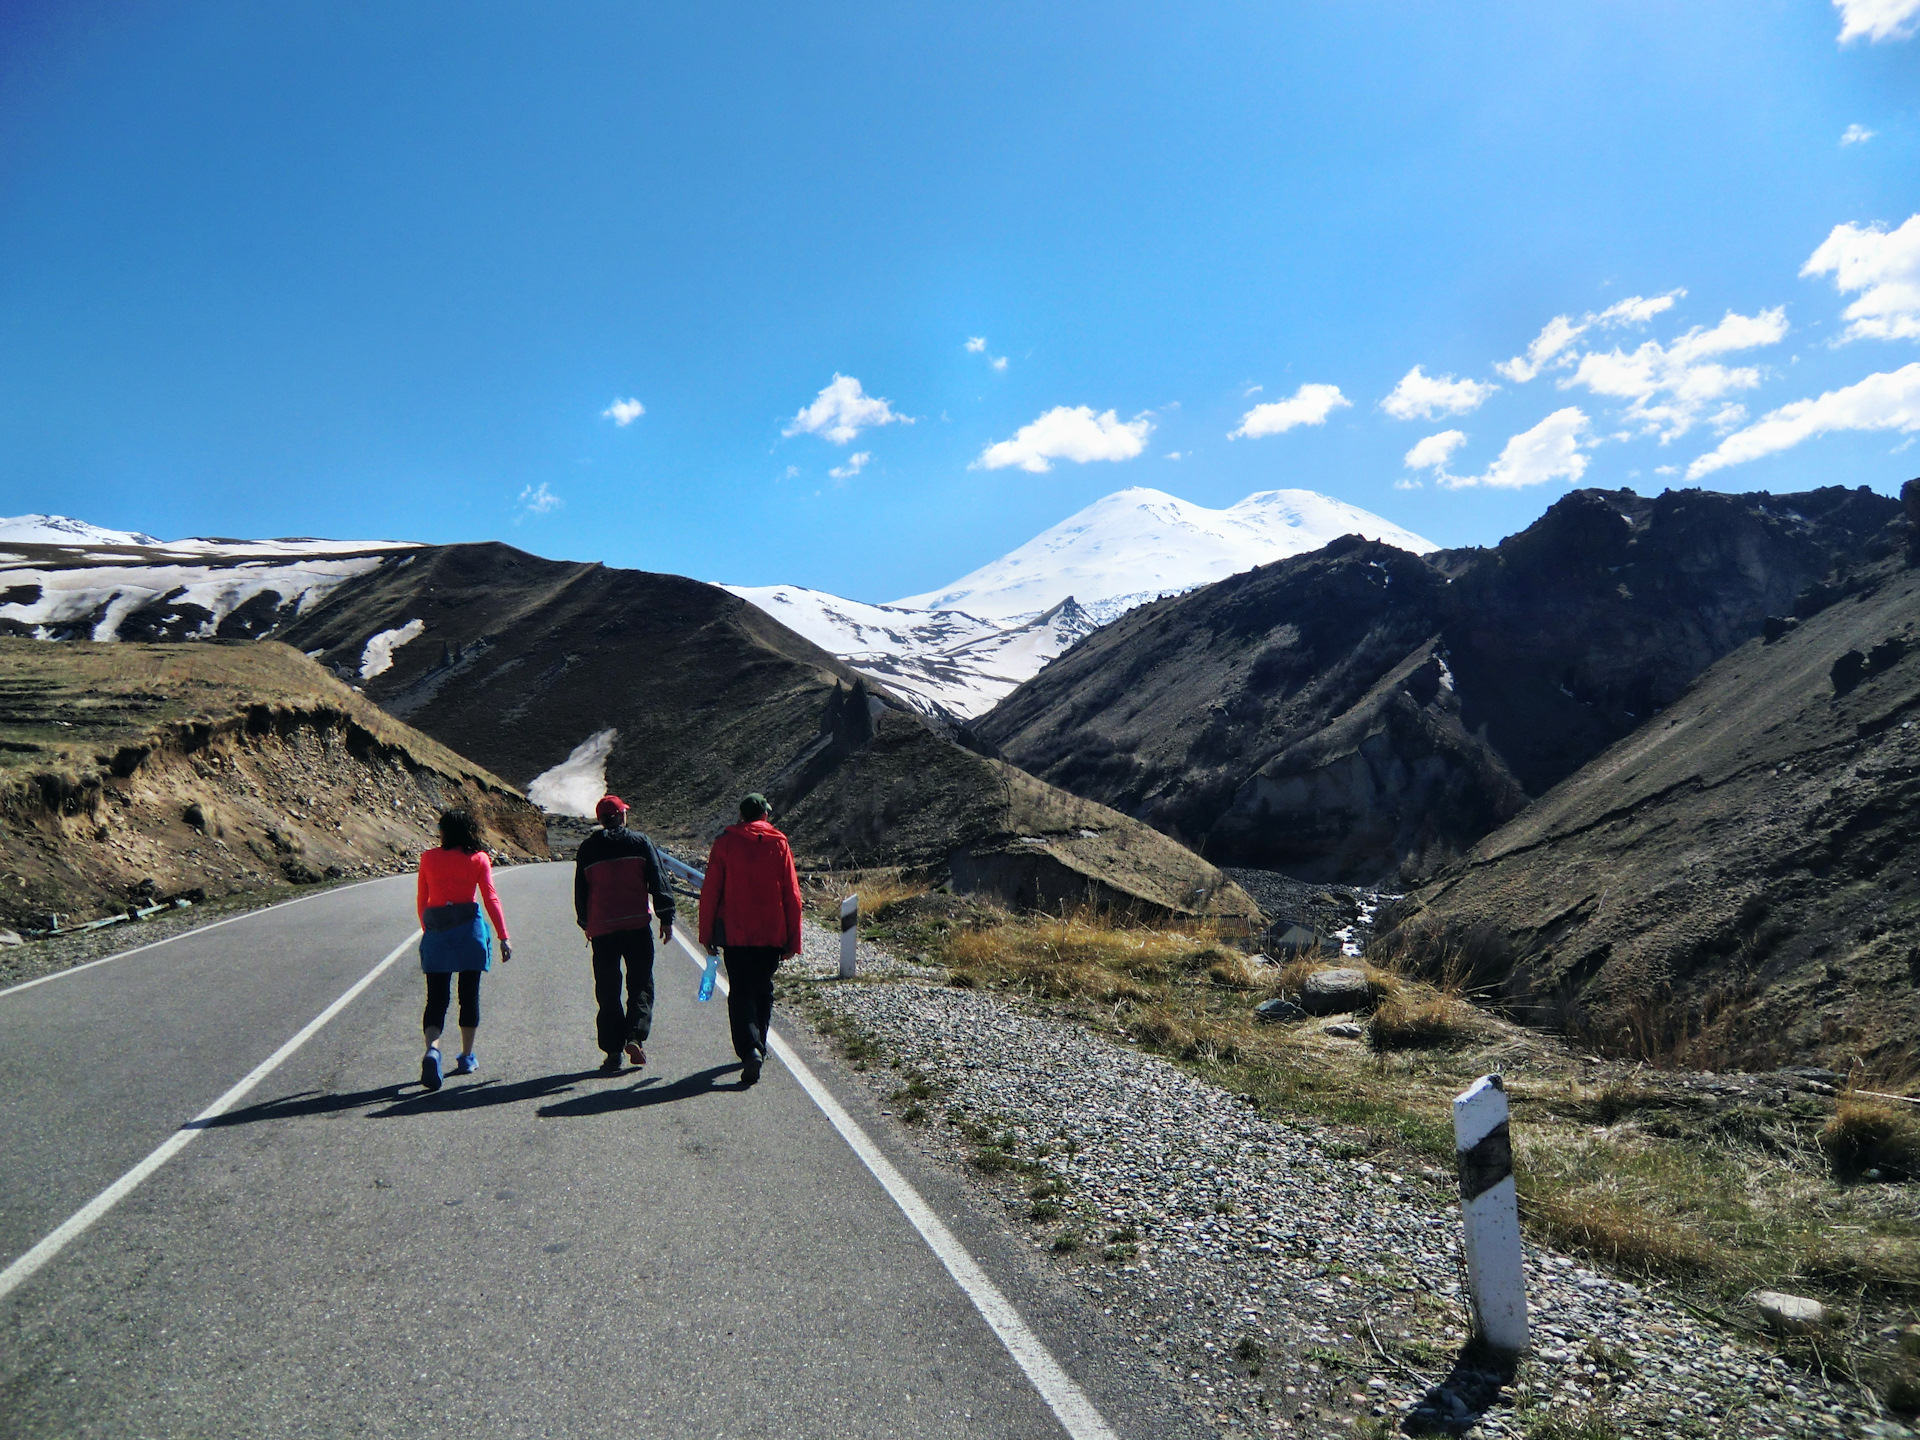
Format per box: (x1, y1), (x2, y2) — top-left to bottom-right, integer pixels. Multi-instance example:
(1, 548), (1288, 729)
(839, 894), (859, 979)
(1453, 1074), (1528, 1357)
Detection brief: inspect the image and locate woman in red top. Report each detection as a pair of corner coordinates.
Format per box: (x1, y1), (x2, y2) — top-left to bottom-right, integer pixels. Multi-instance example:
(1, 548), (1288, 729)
(415, 808), (512, 1091)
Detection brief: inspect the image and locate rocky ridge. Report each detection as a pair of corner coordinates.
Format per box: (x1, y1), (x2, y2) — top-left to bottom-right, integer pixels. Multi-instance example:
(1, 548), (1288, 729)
(978, 485), (1901, 884)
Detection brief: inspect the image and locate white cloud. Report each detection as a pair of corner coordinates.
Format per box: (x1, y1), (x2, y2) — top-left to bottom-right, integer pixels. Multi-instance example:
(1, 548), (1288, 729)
(1381, 367), (1497, 420)
(1437, 408), (1592, 490)
(1802, 214), (1920, 342)
(602, 397), (646, 426)
(1404, 429), (1469, 471)
(966, 336), (1009, 370)
(518, 483), (562, 514)
(1842, 124), (1878, 145)
(1496, 291), (1684, 383)
(781, 464), (800, 481)
(828, 451), (870, 480)
(1686, 362), (1920, 478)
(1393, 478), (1423, 490)
(1560, 308), (1788, 441)
(1835, 0), (1920, 43)
(784, 374), (912, 444)
(974, 406), (1153, 472)
(1166, 451), (1184, 460)
(1230, 383), (1351, 439)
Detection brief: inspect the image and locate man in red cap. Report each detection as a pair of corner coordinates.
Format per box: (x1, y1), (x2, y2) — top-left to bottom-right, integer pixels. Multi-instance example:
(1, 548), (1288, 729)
(697, 792), (803, 1086)
(574, 795), (676, 1073)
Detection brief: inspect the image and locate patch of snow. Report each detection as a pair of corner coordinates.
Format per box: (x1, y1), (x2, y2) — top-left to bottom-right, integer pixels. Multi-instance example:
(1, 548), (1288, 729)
(359, 619), (426, 679)
(0, 556), (390, 641)
(891, 485), (1436, 621)
(726, 584), (1099, 719)
(527, 729), (619, 817)
(0, 514), (163, 547)
(0, 513), (419, 557)
(1436, 657), (1455, 692)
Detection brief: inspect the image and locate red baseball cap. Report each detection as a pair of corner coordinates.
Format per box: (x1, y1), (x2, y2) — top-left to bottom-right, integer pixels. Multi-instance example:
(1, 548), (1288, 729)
(595, 795), (629, 824)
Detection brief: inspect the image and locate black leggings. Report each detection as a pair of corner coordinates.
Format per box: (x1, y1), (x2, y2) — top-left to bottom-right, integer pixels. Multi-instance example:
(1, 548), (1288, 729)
(423, 970), (481, 1033)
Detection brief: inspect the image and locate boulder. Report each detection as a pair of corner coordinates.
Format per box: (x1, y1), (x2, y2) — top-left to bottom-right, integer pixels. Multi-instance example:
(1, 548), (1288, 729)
(1754, 1290), (1830, 1335)
(1324, 1021), (1365, 1039)
(1900, 1323), (1920, 1358)
(1300, 966), (1372, 1015)
(0, 929), (19, 946)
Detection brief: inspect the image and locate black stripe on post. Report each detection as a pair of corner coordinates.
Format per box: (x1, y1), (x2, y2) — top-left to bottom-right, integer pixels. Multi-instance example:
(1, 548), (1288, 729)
(1458, 1120), (1513, 1203)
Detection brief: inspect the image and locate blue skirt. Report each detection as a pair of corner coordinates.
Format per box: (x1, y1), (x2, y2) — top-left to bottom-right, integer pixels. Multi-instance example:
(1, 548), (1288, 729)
(419, 904), (493, 974)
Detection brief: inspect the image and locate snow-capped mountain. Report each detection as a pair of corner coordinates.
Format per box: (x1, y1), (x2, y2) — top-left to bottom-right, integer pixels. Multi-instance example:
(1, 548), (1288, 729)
(729, 486), (1435, 719)
(892, 486), (1437, 621)
(0, 514), (164, 548)
(0, 515), (419, 643)
(723, 583), (1098, 718)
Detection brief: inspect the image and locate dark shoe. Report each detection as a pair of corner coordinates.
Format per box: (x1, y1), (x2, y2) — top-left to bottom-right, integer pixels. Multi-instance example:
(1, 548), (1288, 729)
(740, 1059), (762, 1087)
(451, 1051), (477, 1076)
(420, 1048), (443, 1092)
(598, 1054), (624, 1074)
(625, 1039), (646, 1068)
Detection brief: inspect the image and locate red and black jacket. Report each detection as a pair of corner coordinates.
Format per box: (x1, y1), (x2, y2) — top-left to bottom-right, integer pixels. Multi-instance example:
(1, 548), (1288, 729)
(574, 824), (676, 939)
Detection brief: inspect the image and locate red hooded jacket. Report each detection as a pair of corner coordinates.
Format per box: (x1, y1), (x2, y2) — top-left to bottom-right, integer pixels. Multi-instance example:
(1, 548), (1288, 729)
(698, 819), (803, 956)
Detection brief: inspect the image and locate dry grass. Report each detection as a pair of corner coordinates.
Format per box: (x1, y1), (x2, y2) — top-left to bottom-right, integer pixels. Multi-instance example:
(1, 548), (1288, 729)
(1820, 1096), (1920, 1180)
(854, 899), (1920, 1408)
(1367, 991), (1481, 1051)
(800, 868), (934, 927)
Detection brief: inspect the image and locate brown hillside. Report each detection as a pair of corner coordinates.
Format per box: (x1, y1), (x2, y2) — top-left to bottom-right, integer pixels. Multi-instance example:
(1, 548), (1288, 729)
(1377, 545), (1920, 1070)
(259, 543), (1252, 917)
(0, 639), (545, 930)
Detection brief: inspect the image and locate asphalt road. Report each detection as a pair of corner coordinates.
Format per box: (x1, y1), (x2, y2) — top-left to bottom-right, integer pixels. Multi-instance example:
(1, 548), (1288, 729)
(0, 863), (1207, 1439)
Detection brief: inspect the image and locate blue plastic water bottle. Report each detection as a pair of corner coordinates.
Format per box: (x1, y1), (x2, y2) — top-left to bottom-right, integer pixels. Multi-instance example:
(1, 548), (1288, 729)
(697, 953), (719, 1002)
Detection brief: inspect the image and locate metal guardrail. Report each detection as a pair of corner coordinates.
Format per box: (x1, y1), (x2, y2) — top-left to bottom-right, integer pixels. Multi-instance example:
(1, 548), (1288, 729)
(658, 849), (705, 891)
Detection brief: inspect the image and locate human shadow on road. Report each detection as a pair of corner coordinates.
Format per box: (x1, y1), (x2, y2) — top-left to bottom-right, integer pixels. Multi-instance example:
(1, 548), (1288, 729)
(201, 1070), (602, 1127)
(536, 1062), (743, 1118)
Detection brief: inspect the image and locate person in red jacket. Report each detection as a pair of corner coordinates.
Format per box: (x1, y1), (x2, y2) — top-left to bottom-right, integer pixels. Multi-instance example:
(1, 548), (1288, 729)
(697, 792), (803, 1087)
(415, 808), (512, 1092)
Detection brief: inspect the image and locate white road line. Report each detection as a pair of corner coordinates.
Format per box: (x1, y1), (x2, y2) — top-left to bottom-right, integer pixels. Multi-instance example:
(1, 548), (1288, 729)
(0, 931), (419, 1303)
(0, 877), (391, 1002)
(671, 930), (1120, 1440)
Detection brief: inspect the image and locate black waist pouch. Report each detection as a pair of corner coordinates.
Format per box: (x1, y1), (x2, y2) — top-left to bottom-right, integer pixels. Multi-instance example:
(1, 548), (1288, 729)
(423, 901), (480, 933)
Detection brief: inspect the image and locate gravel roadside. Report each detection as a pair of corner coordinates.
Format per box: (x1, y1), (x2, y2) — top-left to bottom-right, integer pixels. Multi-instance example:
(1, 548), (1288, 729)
(786, 919), (1907, 1440)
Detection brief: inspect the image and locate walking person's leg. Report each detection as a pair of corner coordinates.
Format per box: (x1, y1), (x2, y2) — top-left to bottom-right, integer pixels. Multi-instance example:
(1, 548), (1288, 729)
(451, 970), (481, 1074)
(622, 928), (655, 1067)
(421, 972), (451, 1091)
(590, 935), (626, 1069)
(723, 946), (779, 1083)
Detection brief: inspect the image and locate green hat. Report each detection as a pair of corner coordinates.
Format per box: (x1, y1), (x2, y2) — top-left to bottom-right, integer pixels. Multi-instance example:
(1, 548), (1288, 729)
(740, 792), (771, 819)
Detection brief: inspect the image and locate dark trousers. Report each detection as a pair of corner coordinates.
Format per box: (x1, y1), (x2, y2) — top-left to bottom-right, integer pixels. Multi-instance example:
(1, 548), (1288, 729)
(723, 946), (781, 1063)
(423, 970), (481, 1032)
(591, 929), (656, 1055)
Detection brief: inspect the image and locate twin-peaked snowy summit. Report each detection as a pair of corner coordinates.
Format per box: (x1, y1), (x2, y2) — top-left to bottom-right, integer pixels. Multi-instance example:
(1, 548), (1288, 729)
(890, 486), (1437, 624)
(728, 486), (1435, 717)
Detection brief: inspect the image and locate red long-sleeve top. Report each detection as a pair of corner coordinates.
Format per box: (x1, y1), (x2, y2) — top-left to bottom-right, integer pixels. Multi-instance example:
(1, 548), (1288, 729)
(416, 848), (510, 941)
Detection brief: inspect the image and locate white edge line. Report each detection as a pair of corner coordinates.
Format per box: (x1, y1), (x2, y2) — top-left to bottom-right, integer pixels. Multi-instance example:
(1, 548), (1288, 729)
(671, 929), (1119, 1440)
(0, 875), (394, 1002)
(0, 930), (419, 1303)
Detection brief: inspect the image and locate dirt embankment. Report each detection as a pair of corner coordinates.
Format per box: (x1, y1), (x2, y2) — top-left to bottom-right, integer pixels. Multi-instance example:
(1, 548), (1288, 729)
(0, 639), (545, 930)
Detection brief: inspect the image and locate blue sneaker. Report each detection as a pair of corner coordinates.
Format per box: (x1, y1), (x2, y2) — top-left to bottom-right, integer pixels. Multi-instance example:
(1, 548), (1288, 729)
(420, 1047), (443, 1092)
(452, 1051), (477, 1076)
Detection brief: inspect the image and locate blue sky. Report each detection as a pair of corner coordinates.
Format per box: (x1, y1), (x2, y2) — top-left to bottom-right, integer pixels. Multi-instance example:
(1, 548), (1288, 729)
(2, 2), (1917, 601)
